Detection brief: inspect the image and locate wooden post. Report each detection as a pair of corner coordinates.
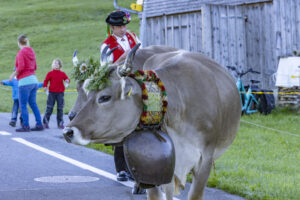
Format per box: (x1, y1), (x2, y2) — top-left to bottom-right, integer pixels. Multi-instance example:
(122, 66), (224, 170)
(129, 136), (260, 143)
(140, 0), (147, 47)
(202, 4), (213, 58)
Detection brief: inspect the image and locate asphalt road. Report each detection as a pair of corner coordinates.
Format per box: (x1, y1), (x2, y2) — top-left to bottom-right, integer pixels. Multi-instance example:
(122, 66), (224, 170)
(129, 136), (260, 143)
(0, 112), (245, 200)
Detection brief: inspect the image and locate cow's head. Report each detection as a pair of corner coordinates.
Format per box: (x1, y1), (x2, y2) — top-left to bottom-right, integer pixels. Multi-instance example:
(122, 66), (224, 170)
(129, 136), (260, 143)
(68, 46), (117, 121)
(64, 44), (143, 145)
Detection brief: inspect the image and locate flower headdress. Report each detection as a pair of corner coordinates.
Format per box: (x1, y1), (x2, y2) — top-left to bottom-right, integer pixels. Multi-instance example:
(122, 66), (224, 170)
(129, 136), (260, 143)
(123, 12), (131, 24)
(72, 57), (99, 81)
(85, 63), (112, 91)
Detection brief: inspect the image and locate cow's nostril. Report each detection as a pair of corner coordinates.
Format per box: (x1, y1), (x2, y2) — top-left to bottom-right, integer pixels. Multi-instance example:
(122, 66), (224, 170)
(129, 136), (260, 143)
(63, 128), (74, 143)
(68, 112), (76, 121)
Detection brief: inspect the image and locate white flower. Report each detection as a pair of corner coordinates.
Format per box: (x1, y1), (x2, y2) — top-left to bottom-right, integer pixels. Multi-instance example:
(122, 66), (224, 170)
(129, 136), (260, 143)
(80, 63), (87, 73)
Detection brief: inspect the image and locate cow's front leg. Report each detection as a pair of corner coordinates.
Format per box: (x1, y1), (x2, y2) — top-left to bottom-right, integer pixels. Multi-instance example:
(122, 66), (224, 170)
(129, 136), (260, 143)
(188, 147), (214, 200)
(163, 177), (175, 200)
(147, 186), (164, 200)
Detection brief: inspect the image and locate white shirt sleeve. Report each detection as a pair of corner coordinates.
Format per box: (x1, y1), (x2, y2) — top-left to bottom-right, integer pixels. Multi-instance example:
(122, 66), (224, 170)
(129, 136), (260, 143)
(100, 43), (114, 65)
(135, 35), (141, 45)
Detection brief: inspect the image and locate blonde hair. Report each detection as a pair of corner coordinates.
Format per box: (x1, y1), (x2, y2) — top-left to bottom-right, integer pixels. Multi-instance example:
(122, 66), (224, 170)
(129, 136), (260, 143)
(18, 34), (30, 46)
(52, 58), (63, 69)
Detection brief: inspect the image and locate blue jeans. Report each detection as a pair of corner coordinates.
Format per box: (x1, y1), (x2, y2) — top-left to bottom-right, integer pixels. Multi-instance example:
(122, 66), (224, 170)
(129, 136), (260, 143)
(19, 84), (42, 127)
(43, 92), (64, 126)
(11, 99), (23, 124)
(11, 99), (19, 122)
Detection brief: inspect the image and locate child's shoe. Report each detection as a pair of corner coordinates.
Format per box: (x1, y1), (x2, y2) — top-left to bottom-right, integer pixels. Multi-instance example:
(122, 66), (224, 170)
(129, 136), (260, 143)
(31, 125), (44, 131)
(58, 125), (64, 129)
(43, 123), (49, 129)
(58, 122), (64, 129)
(9, 121), (16, 127)
(16, 126), (30, 132)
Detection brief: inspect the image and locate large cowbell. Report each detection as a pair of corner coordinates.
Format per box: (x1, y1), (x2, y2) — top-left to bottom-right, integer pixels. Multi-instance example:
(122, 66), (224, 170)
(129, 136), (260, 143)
(123, 130), (175, 188)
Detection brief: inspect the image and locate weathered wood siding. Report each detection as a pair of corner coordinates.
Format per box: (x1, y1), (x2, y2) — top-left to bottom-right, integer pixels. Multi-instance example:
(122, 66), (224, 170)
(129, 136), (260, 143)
(143, 12), (202, 52)
(244, 3), (275, 88)
(273, 0), (300, 59)
(243, 0), (300, 88)
(139, 0), (300, 89)
(143, 0), (272, 17)
(207, 5), (247, 74)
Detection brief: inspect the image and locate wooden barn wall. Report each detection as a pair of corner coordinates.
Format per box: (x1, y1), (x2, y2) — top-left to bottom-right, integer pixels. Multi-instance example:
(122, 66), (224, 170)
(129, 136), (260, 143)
(201, 3), (275, 89)
(207, 0), (300, 88)
(143, 0), (272, 18)
(143, 12), (203, 52)
(243, 0), (300, 88)
(140, 0), (300, 89)
(243, 3), (275, 88)
(273, 0), (300, 59)
(207, 5), (247, 74)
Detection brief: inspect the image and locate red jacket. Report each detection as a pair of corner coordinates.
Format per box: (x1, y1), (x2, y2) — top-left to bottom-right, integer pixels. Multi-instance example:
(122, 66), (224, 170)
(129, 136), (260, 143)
(15, 47), (37, 80)
(102, 32), (137, 63)
(43, 70), (70, 93)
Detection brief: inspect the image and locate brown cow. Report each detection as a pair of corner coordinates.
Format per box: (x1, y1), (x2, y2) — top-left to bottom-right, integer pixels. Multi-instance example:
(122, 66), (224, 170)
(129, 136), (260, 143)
(64, 46), (241, 200)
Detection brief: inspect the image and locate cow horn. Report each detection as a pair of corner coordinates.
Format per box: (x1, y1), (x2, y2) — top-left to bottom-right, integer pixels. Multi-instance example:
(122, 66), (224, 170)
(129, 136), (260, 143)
(101, 45), (118, 65)
(100, 45), (110, 65)
(72, 49), (79, 66)
(118, 43), (141, 76)
(107, 47), (118, 56)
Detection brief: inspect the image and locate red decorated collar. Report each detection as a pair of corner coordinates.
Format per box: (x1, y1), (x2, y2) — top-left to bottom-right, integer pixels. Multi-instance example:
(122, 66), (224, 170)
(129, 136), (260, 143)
(129, 70), (167, 129)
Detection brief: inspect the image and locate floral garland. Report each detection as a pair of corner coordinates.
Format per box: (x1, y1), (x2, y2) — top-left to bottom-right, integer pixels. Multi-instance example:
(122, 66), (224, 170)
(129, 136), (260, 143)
(85, 63), (111, 91)
(123, 11), (131, 24)
(72, 57), (99, 81)
(129, 70), (168, 129)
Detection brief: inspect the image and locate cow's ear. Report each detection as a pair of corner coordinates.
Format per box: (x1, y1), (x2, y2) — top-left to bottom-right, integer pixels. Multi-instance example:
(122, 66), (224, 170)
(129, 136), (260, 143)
(120, 77), (140, 100)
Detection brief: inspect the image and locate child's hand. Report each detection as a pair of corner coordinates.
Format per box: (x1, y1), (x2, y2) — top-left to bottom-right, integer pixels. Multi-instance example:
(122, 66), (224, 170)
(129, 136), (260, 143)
(9, 71), (17, 81)
(9, 74), (14, 82)
(43, 87), (47, 91)
(0, 82), (3, 85)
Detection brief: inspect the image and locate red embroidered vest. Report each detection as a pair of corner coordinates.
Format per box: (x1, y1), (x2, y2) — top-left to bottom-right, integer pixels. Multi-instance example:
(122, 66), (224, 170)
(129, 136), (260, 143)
(102, 32), (137, 63)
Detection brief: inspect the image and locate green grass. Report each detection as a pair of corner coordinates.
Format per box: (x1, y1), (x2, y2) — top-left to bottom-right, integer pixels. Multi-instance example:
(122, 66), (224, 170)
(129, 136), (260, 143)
(1, 1), (300, 200)
(0, 0), (139, 114)
(86, 143), (114, 155)
(206, 107), (300, 200)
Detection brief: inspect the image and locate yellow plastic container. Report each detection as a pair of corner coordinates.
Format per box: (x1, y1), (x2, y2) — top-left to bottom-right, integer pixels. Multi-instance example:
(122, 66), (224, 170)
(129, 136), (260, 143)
(130, 0), (143, 12)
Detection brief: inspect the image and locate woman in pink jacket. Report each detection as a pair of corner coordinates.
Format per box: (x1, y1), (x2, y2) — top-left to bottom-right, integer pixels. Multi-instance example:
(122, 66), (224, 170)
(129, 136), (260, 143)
(9, 35), (43, 132)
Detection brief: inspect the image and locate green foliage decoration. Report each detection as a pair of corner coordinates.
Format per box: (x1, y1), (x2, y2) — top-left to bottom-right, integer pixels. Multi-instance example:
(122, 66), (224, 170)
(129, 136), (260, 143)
(72, 57), (99, 81)
(86, 63), (112, 91)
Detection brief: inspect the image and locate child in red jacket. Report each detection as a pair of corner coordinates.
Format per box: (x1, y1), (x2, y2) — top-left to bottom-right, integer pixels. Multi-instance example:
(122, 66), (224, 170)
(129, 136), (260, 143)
(43, 59), (70, 129)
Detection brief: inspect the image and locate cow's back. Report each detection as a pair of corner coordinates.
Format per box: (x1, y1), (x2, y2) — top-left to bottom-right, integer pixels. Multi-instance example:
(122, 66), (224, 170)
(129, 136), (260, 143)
(132, 45), (178, 70)
(146, 51), (241, 158)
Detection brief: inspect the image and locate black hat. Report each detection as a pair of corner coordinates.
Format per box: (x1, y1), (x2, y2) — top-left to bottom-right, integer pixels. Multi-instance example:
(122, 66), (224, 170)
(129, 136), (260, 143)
(106, 11), (131, 26)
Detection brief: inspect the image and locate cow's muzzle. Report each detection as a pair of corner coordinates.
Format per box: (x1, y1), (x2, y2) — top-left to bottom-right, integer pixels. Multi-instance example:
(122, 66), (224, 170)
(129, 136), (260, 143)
(63, 128), (74, 143)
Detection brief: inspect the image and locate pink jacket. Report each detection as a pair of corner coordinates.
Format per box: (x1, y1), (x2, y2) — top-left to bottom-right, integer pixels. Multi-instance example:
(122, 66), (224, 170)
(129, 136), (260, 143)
(15, 47), (37, 80)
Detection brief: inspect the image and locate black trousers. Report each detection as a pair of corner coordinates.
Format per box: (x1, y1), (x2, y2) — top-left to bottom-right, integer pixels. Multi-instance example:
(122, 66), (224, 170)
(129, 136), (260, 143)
(114, 146), (129, 173)
(43, 92), (64, 126)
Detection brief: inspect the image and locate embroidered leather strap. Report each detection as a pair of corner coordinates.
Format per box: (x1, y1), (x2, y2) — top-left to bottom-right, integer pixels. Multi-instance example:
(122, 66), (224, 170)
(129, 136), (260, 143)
(127, 31), (138, 45)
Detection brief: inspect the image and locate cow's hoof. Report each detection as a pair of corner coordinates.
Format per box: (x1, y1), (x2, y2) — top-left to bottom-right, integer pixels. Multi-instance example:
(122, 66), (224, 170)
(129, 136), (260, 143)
(132, 184), (146, 195)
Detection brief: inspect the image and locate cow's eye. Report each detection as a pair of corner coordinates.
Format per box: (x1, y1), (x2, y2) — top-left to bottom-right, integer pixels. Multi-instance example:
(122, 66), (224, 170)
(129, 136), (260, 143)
(98, 95), (111, 103)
